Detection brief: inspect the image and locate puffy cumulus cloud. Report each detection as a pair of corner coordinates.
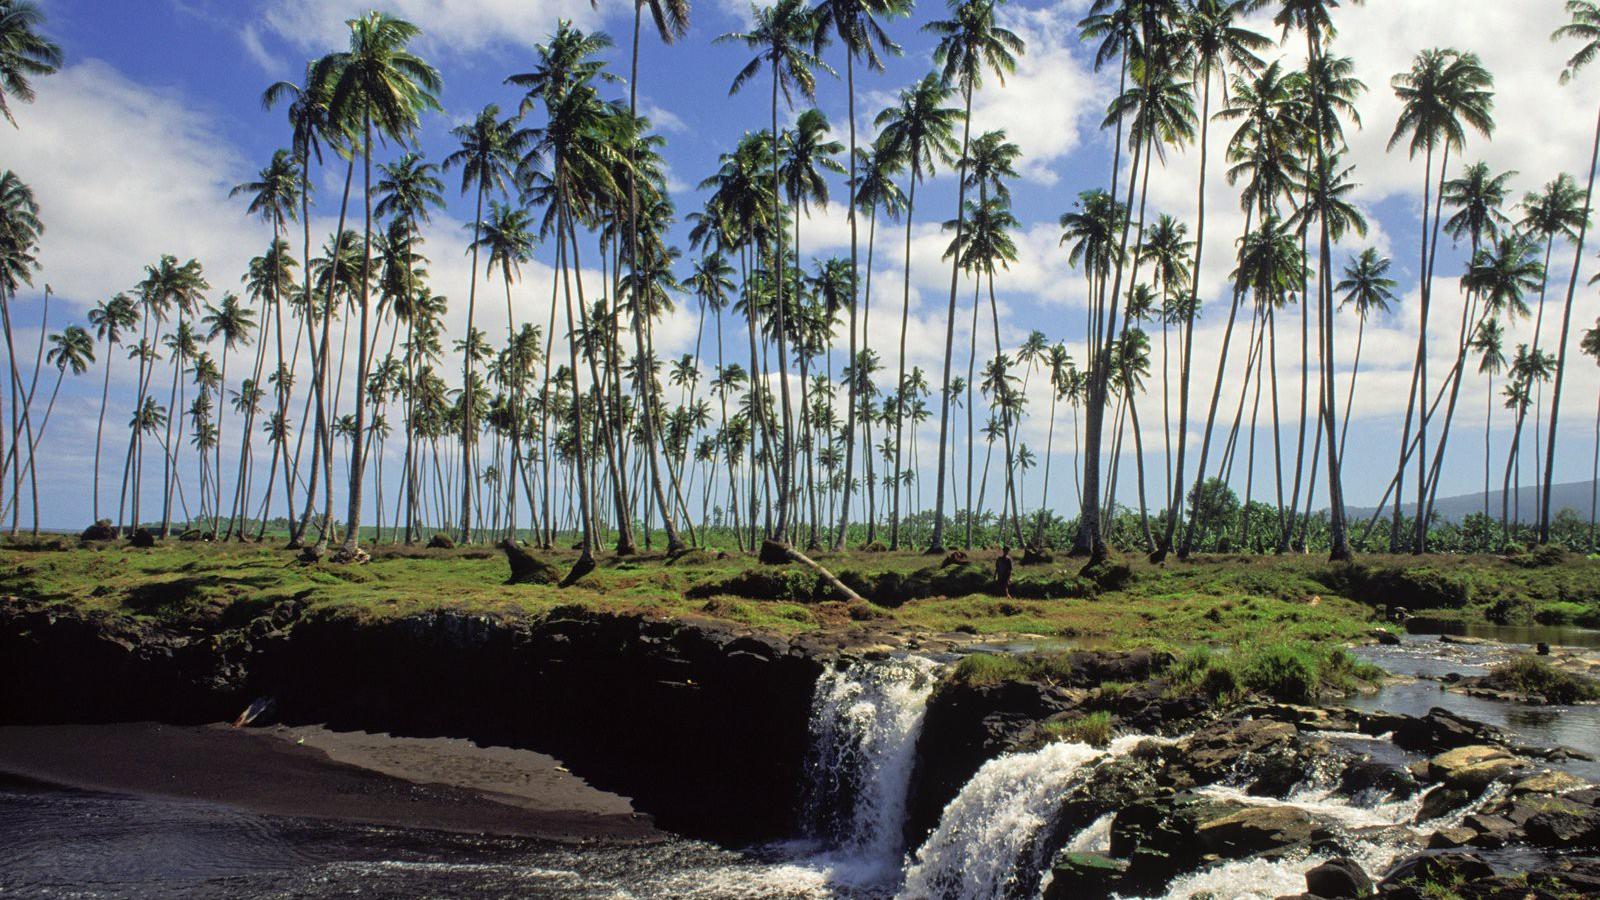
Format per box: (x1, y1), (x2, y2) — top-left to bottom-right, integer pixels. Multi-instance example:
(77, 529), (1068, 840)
(252, 0), (608, 61)
(967, 2), (1106, 185)
(6, 60), (261, 312)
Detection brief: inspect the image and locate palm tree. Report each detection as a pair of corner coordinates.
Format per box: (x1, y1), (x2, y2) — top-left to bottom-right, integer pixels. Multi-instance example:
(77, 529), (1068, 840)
(1138, 212), (1193, 503)
(373, 151), (444, 543)
(263, 62), (343, 547)
(0, 169), (44, 533)
(87, 294), (137, 523)
(19, 326), (90, 484)
(720, 0), (832, 547)
(442, 105), (523, 547)
(200, 292), (256, 537)
(873, 72), (960, 550)
(471, 200), (537, 537)
(0, 0), (60, 128)
(317, 11), (441, 559)
(1333, 249), (1396, 462)
(925, 0), (1024, 554)
(1471, 318), (1506, 521)
(1387, 46), (1495, 552)
(813, 0), (907, 549)
(1545, 0), (1600, 543)
(1581, 317), (1600, 549)
(1154, 0), (1268, 561)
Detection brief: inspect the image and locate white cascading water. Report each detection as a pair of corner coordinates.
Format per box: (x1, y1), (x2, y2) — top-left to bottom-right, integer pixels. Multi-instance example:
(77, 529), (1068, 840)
(898, 735), (1153, 900)
(803, 656), (942, 883)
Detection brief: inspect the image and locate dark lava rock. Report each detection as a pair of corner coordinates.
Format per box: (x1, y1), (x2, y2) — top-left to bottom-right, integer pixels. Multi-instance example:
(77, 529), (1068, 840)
(128, 527), (157, 548)
(1042, 852), (1128, 898)
(1393, 707), (1507, 754)
(426, 533), (455, 549)
(79, 519), (116, 541)
(501, 540), (559, 585)
(1021, 545), (1054, 566)
(1306, 856), (1374, 898)
(178, 529), (205, 542)
(1079, 559), (1133, 590)
(1524, 796), (1600, 849)
(940, 550), (970, 567)
(1379, 852), (1494, 890)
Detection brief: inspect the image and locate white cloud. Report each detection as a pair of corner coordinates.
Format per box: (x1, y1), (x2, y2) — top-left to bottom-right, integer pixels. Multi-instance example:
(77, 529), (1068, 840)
(253, 0), (607, 59)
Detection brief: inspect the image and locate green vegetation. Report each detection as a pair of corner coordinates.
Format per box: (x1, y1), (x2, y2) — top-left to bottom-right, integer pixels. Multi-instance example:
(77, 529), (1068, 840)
(1166, 642), (1386, 705)
(1483, 656), (1600, 704)
(1043, 711), (1114, 748)
(3, 543), (1595, 654)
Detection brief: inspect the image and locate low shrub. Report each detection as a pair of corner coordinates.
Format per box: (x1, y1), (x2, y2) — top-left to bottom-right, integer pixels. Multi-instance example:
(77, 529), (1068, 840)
(1484, 656), (1600, 704)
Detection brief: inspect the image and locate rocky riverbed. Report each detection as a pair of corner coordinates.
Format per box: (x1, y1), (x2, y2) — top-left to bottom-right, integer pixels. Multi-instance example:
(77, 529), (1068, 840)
(3, 592), (1599, 898)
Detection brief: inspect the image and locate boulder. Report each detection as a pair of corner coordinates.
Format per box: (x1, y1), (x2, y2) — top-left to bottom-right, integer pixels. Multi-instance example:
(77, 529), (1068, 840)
(426, 533), (455, 549)
(1415, 787), (1472, 822)
(1511, 770), (1588, 796)
(1042, 852), (1128, 898)
(758, 538), (792, 565)
(502, 540), (559, 585)
(940, 550), (970, 567)
(1425, 745), (1526, 793)
(1394, 708), (1506, 754)
(1425, 826), (1476, 849)
(1196, 806), (1318, 858)
(1305, 857), (1373, 898)
(79, 519), (117, 542)
(1379, 852), (1495, 890)
(1166, 718), (1300, 788)
(1338, 760), (1420, 804)
(1021, 545), (1054, 566)
(128, 527), (157, 548)
(1524, 798), (1600, 849)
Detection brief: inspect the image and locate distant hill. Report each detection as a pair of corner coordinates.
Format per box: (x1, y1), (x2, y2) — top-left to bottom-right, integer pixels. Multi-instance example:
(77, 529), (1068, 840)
(1346, 479), (1598, 524)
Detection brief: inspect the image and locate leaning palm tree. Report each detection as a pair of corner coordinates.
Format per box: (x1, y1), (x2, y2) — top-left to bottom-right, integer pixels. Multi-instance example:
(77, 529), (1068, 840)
(1333, 249), (1396, 461)
(873, 72), (960, 550)
(925, 0), (1024, 554)
(88, 294), (137, 522)
(720, 0), (831, 548)
(1387, 46), (1495, 552)
(442, 106), (521, 547)
(0, 0), (60, 128)
(5, 324), (90, 521)
(1544, 0), (1600, 543)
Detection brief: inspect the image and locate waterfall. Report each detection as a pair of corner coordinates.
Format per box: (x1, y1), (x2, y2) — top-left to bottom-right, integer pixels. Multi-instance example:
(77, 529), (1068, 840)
(803, 655), (941, 882)
(897, 735), (1150, 900)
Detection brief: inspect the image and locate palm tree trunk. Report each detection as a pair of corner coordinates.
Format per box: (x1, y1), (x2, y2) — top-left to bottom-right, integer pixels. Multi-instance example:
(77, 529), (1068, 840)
(890, 173), (918, 550)
(340, 111), (377, 556)
(93, 344), (113, 522)
(1540, 101), (1600, 543)
(930, 83), (975, 553)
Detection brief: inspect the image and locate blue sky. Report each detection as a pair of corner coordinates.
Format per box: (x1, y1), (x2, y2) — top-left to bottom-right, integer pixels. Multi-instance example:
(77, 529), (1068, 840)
(7, 0), (1600, 529)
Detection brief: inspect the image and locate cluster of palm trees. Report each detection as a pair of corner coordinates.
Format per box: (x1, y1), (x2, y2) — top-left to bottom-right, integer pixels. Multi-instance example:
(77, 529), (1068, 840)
(4, 0), (1600, 564)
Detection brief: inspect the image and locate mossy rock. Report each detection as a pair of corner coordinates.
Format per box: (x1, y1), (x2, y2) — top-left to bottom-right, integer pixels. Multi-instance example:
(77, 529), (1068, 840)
(1080, 560), (1134, 591)
(685, 566), (818, 602)
(860, 540), (888, 553)
(427, 533), (456, 550)
(79, 520), (116, 542)
(128, 527), (157, 548)
(1320, 563), (1472, 610)
(502, 540), (559, 585)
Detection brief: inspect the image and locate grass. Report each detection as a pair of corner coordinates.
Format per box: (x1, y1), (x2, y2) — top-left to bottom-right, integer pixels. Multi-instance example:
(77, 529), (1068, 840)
(1165, 641), (1386, 704)
(1483, 656), (1600, 704)
(1043, 711), (1114, 747)
(1, 540), (1595, 655)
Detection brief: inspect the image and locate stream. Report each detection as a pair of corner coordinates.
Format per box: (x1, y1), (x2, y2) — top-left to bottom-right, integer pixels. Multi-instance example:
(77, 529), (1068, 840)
(3, 632), (1597, 899)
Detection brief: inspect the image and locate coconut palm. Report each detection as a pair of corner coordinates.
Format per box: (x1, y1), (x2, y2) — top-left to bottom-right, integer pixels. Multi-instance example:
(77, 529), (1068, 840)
(1333, 249), (1396, 461)
(873, 72), (960, 549)
(924, 0), (1024, 553)
(813, 0), (908, 549)
(200, 292), (256, 537)
(1471, 319), (1507, 521)
(1581, 317), (1600, 549)
(1387, 46), (1495, 552)
(87, 294), (137, 522)
(720, 0), (832, 547)
(1544, 0), (1600, 542)
(0, 0), (59, 128)
(441, 105), (521, 546)
(471, 200), (537, 536)
(16, 325), (90, 492)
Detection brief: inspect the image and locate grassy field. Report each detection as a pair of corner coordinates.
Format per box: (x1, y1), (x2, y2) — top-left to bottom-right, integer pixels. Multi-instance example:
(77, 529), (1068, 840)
(3, 538), (1596, 652)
